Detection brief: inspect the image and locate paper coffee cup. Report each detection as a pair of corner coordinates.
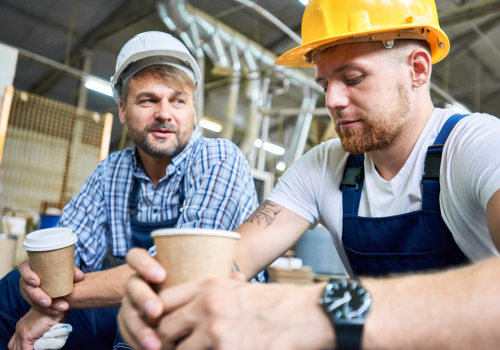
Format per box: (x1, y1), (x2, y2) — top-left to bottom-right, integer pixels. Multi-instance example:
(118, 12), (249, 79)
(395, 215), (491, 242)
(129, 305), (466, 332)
(151, 228), (240, 290)
(23, 227), (78, 298)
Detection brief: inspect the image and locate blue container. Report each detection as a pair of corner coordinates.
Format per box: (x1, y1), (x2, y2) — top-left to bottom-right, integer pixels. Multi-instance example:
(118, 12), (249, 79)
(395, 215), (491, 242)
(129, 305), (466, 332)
(39, 215), (60, 229)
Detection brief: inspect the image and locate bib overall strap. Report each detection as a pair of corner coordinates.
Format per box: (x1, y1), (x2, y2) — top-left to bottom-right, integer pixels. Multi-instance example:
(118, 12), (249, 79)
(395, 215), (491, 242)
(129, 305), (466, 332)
(341, 154), (365, 216)
(422, 114), (469, 211)
(129, 176), (141, 217)
(129, 175), (186, 217)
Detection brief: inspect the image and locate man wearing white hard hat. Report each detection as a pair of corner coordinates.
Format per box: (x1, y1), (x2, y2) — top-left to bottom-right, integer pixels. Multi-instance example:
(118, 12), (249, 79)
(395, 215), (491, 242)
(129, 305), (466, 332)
(0, 31), (258, 349)
(119, 1), (500, 349)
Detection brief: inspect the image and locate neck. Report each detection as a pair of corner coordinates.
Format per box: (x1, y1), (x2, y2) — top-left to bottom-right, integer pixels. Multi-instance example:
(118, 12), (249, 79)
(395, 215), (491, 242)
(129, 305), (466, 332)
(136, 148), (172, 186)
(368, 96), (435, 181)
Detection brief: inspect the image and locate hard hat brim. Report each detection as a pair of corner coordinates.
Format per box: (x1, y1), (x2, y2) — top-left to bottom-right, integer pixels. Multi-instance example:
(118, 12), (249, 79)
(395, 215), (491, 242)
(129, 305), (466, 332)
(275, 23), (450, 68)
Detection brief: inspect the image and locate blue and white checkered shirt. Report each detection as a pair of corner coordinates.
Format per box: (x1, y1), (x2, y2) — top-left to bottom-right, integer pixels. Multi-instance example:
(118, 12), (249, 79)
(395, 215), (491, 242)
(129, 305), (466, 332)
(59, 127), (258, 272)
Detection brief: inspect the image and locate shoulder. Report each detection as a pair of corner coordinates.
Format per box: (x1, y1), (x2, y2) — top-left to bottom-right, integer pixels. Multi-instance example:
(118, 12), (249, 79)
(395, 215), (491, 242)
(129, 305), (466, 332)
(294, 138), (346, 169)
(190, 137), (243, 162)
(93, 148), (135, 179)
(445, 112), (500, 151)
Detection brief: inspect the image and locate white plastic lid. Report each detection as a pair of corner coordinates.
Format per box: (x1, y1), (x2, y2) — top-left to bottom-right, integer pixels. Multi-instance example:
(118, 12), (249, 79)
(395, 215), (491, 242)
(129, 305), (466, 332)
(151, 228), (240, 240)
(23, 227), (78, 252)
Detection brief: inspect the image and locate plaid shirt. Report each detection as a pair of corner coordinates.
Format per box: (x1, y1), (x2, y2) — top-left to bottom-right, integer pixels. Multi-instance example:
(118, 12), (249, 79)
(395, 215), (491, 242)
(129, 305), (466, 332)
(59, 127), (258, 272)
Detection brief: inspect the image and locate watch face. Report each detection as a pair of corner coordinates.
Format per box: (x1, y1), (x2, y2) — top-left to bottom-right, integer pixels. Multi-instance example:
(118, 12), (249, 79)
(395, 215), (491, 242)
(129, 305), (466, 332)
(321, 279), (371, 322)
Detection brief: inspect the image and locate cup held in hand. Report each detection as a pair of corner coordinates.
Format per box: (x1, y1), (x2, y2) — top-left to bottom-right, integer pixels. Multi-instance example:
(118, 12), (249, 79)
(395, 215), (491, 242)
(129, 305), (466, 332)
(23, 228), (78, 298)
(152, 228), (240, 290)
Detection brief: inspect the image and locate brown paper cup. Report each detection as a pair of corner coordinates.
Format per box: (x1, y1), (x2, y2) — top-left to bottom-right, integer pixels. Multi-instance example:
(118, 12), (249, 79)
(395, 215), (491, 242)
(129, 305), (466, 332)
(27, 244), (75, 298)
(153, 231), (238, 291)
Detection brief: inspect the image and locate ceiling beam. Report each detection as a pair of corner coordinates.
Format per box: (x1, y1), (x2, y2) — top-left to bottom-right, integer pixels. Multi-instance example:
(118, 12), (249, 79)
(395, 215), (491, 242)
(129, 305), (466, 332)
(439, 0), (500, 26)
(1, 2), (83, 40)
(30, 1), (156, 96)
(449, 13), (500, 57)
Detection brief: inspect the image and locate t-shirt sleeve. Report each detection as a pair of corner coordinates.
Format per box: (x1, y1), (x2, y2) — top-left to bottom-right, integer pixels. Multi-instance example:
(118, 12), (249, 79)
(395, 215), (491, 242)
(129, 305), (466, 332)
(267, 144), (328, 224)
(441, 113), (500, 260)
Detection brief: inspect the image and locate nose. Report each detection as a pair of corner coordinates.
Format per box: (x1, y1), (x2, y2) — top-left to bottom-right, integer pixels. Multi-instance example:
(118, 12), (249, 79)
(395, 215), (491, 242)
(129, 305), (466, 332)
(155, 98), (173, 121)
(325, 81), (349, 112)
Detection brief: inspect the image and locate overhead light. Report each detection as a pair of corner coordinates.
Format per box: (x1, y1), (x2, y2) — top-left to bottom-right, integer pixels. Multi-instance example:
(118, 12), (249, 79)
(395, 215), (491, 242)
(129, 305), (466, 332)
(276, 161), (286, 171)
(199, 117), (223, 133)
(298, 0), (309, 5)
(254, 139), (285, 155)
(263, 142), (285, 155)
(85, 78), (113, 97)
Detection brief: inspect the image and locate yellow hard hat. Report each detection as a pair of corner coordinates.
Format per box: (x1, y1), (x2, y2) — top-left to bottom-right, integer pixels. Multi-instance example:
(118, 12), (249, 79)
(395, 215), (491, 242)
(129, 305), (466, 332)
(275, 0), (449, 68)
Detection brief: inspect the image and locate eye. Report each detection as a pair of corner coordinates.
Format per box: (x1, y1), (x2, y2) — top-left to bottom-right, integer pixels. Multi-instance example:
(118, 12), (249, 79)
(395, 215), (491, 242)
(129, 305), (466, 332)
(345, 76), (363, 86)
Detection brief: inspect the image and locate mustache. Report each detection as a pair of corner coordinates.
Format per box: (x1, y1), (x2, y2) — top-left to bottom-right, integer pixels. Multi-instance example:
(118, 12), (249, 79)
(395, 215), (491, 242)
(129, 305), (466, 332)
(144, 122), (178, 133)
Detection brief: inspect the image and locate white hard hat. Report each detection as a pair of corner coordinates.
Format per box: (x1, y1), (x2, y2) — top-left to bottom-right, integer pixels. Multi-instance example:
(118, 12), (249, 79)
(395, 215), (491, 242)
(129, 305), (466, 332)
(110, 31), (202, 104)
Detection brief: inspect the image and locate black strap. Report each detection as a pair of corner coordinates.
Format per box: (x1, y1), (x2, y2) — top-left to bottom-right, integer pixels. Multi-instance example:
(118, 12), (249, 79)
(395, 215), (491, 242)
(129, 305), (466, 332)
(335, 324), (364, 350)
(340, 155), (365, 192)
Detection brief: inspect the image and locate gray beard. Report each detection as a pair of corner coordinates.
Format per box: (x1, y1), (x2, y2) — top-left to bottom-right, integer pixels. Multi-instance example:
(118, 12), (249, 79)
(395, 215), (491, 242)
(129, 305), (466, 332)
(127, 121), (188, 158)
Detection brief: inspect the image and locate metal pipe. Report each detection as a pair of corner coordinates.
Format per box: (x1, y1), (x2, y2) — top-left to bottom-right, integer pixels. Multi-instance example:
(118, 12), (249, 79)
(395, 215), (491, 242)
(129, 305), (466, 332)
(260, 107), (329, 117)
(242, 77), (262, 163)
(232, 0), (302, 45)
(158, 0), (322, 94)
(293, 93), (318, 162)
(0, 41), (101, 83)
(221, 44), (242, 140)
(287, 87), (312, 162)
(257, 91), (272, 171)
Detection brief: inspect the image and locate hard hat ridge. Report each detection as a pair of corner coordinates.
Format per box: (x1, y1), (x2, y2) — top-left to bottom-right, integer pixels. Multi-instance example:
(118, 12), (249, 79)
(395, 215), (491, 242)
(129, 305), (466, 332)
(275, 0), (450, 68)
(111, 31), (202, 105)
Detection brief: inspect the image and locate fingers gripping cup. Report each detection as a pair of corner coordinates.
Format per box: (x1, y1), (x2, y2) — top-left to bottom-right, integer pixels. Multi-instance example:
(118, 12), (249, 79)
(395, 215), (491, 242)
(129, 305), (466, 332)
(151, 229), (240, 290)
(23, 228), (78, 298)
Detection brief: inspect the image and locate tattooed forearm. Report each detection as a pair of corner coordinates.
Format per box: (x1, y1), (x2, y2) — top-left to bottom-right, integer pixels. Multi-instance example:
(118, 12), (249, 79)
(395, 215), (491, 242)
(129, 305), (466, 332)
(245, 200), (282, 228)
(233, 260), (240, 272)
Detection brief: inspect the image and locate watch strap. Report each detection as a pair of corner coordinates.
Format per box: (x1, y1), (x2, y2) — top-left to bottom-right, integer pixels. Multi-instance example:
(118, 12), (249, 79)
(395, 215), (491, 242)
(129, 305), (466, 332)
(335, 323), (364, 350)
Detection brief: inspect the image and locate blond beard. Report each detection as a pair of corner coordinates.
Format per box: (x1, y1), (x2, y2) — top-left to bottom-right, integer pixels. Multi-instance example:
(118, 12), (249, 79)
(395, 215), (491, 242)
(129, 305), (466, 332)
(333, 83), (410, 154)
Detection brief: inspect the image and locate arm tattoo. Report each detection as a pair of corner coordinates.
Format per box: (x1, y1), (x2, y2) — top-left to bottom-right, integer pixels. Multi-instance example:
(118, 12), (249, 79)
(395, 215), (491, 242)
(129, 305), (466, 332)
(232, 260), (240, 272)
(245, 200), (282, 228)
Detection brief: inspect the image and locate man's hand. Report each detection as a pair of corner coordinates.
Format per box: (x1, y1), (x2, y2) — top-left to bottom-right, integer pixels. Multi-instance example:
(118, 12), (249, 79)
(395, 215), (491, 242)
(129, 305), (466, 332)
(7, 308), (66, 350)
(119, 248), (333, 350)
(118, 248), (166, 350)
(118, 248), (249, 350)
(153, 279), (333, 350)
(18, 260), (84, 315)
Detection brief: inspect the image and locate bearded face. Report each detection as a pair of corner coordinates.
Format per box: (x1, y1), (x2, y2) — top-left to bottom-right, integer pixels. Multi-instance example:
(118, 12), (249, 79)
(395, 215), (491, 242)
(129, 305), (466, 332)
(332, 83), (411, 154)
(126, 119), (192, 158)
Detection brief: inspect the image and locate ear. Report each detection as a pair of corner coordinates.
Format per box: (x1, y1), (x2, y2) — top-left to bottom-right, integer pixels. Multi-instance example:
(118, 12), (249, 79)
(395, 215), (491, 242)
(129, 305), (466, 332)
(118, 100), (127, 125)
(408, 49), (432, 89)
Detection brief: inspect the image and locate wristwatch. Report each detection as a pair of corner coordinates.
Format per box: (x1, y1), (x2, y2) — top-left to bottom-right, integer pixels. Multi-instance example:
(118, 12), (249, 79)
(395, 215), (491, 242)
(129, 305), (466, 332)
(319, 278), (372, 350)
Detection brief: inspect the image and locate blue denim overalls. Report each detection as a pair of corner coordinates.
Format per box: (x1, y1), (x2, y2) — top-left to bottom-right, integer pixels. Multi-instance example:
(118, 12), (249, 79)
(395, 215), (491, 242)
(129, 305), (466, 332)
(341, 114), (470, 277)
(128, 175), (185, 249)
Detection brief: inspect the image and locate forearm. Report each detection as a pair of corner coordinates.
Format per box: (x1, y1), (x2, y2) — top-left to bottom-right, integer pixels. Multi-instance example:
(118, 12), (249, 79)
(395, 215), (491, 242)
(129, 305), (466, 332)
(362, 258), (500, 349)
(235, 201), (311, 279)
(64, 264), (135, 309)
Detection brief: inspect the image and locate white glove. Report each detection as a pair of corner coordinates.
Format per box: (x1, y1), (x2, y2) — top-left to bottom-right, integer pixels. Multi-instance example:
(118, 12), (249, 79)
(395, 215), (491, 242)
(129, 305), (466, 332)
(33, 323), (72, 350)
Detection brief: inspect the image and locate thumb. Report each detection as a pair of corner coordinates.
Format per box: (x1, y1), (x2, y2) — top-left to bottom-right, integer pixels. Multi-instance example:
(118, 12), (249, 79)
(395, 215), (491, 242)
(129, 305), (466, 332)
(231, 271), (246, 281)
(73, 265), (85, 283)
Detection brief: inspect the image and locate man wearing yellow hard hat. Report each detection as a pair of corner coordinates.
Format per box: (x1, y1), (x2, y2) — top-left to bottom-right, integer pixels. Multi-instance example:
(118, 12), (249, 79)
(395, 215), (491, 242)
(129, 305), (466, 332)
(118, 1), (500, 349)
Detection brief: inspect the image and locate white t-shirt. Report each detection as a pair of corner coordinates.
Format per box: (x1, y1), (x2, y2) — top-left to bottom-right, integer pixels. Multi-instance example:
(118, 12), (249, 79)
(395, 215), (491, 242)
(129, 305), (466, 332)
(267, 108), (500, 276)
